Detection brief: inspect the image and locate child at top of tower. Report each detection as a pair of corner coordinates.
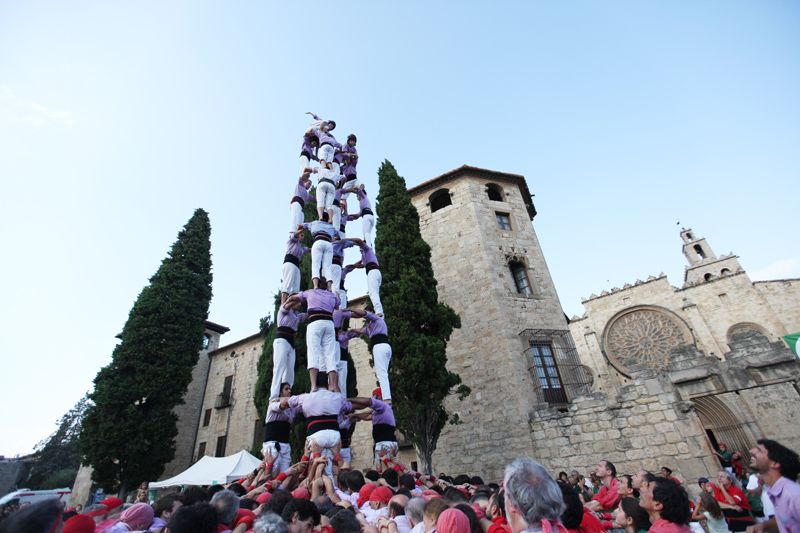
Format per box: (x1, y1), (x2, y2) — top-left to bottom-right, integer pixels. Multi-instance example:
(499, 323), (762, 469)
(306, 112), (341, 175)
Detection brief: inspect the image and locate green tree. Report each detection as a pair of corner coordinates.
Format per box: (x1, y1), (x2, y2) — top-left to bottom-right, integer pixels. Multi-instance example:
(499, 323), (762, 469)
(27, 395), (89, 489)
(253, 192), (357, 461)
(80, 209), (213, 494)
(374, 161), (469, 474)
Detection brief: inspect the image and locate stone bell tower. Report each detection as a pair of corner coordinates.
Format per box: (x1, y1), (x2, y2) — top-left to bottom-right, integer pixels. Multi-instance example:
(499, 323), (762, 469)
(680, 228), (743, 286)
(406, 165), (587, 479)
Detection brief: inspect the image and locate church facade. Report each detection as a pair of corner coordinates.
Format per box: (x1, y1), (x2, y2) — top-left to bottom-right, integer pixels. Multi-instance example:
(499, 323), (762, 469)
(163, 165), (800, 484)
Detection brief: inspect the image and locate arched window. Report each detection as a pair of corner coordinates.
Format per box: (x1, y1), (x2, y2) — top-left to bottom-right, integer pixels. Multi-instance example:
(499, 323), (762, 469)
(509, 261), (532, 295)
(429, 189), (452, 213)
(704, 273), (714, 281)
(486, 183), (504, 201)
(721, 268), (731, 276)
(686, 232), (693, 240)
(694, 244), (706, 260)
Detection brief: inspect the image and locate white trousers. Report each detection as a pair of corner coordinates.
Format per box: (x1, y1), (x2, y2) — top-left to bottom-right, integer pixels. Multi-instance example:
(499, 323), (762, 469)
(338, 289), (348, 309)
(337, 359), (348, 396)
(270, 338), (296, 400)
(307, 320), (336, 371)
(340, 447), (351, 464)
(317, 181), (335, 211)
(307, 429), (340, 478)
(299, 154), (311, 173)
(329, 264), (342, 297)
(311, 240), (333, 282)
(290, 201), (305, 234)
(262, 441), (292, 476)
(340, 178), (361, 200)
(373, 342), (392, 400)
(362, 214), (375, 248)
(281, 262), (301, 296)
(367, 269), (383, 315)
(319, 144), (335, 163)
(332, 205), (342, 233)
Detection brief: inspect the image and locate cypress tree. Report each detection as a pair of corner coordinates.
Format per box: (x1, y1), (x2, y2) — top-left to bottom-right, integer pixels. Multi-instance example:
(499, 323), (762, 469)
(80, 209), (213, 494)
(253, 191), (357, 461)
(374, 161), (470, 474)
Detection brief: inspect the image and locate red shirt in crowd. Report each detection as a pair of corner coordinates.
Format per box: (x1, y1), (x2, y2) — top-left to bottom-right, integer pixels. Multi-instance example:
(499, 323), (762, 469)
(567, 508), (606, 533)
(648, 518), (692, 533)
(488, 516), (512, 533)
(591, 478), (620, 510)
(712, 484), (750, 510)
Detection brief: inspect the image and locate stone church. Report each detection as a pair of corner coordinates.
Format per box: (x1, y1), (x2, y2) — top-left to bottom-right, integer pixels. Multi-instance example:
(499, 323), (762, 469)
(161, 165), (800, 484)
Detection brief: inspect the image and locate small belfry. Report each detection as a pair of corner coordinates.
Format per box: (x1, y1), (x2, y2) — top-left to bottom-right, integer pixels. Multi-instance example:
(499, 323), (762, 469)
(680, 227), (743, 286)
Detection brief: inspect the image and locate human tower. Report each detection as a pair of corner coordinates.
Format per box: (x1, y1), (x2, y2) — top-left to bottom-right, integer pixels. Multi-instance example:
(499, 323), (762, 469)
(263, 113), (398, 477)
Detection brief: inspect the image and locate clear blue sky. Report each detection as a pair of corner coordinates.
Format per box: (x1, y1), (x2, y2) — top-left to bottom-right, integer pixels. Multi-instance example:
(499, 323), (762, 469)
(1, 1), (798, 456)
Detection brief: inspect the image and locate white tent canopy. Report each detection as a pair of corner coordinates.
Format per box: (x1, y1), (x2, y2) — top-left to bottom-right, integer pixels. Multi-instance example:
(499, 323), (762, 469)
(149, 450), (261, 488)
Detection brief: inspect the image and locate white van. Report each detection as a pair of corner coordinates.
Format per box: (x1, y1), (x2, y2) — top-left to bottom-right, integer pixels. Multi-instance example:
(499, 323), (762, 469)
(0, 488), (71, 506)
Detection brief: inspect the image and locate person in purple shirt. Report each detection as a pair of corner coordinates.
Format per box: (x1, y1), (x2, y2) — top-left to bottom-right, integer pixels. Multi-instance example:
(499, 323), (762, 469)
(302, 218), (339, 290)
(270, 306), (307, 400)
(281, 226), (310, 304)
(263, 383), (298, 476)
(349, 304), (392, 402)
(280, 372), (353, 476)
(306, 112), (341, 173)
(348, 388), (398, 472)
(346, 185), (375, 248)
(748, 438), (800, 533)
(347, 240), (383, 315)
(289, 172), (313, 235)
(338, 134), (359, 199)
(299, 131), (319, 174)
(333, 308), (356, 395)
(284, 285), (340, 392)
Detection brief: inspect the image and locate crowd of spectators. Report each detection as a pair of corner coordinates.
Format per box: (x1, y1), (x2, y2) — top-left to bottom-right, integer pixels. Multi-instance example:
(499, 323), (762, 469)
(0, 438), (797, 533)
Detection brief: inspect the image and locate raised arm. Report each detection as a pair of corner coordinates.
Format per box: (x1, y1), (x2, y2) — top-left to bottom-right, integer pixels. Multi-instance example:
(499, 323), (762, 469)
(347, 397), (374, 409)
(283, 294), (302, 310)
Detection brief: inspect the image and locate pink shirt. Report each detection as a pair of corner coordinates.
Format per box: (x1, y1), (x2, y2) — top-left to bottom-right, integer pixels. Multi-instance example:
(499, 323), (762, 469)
(767, 477), (800, 533)
(648, 518), (692, 533)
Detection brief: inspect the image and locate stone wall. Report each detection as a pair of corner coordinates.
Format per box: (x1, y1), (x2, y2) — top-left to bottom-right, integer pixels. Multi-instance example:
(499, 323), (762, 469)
(754, 279), (800, 334)
(529, 383), (718, 487)
(194, 334), (263, 461)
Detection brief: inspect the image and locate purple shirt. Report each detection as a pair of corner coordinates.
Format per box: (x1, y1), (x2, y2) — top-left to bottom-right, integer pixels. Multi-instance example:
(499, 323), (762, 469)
(285, 235), (309, 260)
(333, 309), (353, 329)
(293, 180), (312, 204)
(371, 398), (396, 426)
(298, 289), (339, 313)
(767, 477), (800, 533)
(303, 220), (339, 239)
(301, 136), (318, 158)
(277, 307), (307, 331)
(267, 400), (297, 424)
(313, 128), (341, 149)
(357, 188), (372, 211)
(364, 312), (388, 337)
(360, 245), (379, 266)
(338, 330), (360, 350)
(288, 390), (352, 417)
(333, 239), (355, 259)
(341, 144), (358, 176)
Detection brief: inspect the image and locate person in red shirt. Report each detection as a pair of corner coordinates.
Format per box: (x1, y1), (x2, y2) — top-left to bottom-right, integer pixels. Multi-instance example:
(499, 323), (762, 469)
(710, 471), (754, 531)
(639, 477), (691, 533)
(585, 460), (620, 512)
